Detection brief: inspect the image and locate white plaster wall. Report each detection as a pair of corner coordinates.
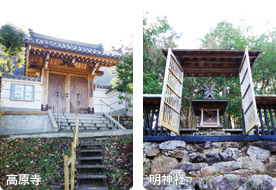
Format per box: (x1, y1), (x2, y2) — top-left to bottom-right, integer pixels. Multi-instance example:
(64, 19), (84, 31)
(1, 78), (42, 110)
(93, 87), (126, 114)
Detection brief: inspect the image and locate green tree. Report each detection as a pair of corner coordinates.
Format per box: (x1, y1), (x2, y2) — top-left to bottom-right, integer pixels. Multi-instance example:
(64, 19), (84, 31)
(200, 21), (276, 128)
(0, 24), (25, 75)
(201, 21), (247, 49)
(251, 29), (276, 94)
(110, 44), (133, 111)
(143, 14), (181, 94)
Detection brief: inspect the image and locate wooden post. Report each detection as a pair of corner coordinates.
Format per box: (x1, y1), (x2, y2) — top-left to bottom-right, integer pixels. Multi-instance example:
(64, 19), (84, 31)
(217, 109), (220, 127)
(258, 106), (265, 136)
(64, 155), (69, 190)
(66, 74), (70, 113)
(73, 128), (76, 144)
(200, 108), (204, 127)
(269, 106), (276, 135)
(71, 142), (75, 190)
(154, 109), (160, 136)
(264, 107), (271, 135)
(159, 127), (164, 136)
(42, 68), (49, 108)
(143, 108), (149, 136)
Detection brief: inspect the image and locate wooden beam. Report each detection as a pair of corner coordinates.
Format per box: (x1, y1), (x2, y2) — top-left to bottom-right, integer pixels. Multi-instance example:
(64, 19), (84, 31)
(27, 68), (41, 76)
(183, 68), (238, 72)
(48, 64), (91, 75)
(31, 49), (115, 67)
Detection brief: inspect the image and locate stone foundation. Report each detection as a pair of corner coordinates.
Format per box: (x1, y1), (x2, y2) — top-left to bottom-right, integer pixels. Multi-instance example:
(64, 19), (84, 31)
(143, 140), (276, 190)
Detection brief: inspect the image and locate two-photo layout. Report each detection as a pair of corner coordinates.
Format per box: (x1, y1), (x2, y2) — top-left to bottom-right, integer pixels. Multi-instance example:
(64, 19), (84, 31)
(1, 1), (276, 190)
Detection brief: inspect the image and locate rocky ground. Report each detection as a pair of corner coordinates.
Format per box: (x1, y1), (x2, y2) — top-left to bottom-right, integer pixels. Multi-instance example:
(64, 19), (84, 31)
(144, 140), (276, 190)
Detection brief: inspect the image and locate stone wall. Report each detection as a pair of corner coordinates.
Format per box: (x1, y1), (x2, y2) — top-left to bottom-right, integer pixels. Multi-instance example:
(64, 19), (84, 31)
(112, 116), (133, 129)
(144, 140), (276, 190)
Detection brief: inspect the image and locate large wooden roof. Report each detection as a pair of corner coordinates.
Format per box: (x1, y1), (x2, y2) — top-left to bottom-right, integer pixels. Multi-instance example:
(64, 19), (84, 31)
(24, 30), (120, 77)
(162, 49), (261, 77)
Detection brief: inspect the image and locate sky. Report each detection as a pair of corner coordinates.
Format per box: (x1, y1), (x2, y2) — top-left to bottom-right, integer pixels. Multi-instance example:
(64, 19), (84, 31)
(144, 0), (276, 48)
(1, 1), (275, 51)
(0, 0), (134, 51)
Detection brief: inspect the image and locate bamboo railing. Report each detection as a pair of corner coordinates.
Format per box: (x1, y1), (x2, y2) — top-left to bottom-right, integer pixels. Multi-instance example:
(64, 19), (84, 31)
(64, 114), (79, 190)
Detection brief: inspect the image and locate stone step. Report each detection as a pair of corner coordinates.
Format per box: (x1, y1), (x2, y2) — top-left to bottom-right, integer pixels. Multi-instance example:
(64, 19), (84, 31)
(77, 165), (104, 169)
(76, 174), (107, 179)
(63, 122), (112, 127)
(60, 126), (98, 131)
(66, 119), (109, 123)
(60, 127), (111, 131)
(80, 143), (102, 147)
(57, 115), (105, 119)
(56, 119), (111, 125)
(76, 186), (108, 190)
(60, 122), (112, 127)
(79, 149), (102, 153)
(63, 114), (104, 118)
(78, 157), (103, 161)
(59, 123), (110, 127)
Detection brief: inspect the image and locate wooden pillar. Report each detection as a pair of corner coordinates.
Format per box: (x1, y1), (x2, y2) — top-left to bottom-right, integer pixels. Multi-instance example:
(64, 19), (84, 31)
(41, 68), (49, 111)
(88, 75), (94, 113)
(25, 45), (30, 76)
(66, 74), (70, 113)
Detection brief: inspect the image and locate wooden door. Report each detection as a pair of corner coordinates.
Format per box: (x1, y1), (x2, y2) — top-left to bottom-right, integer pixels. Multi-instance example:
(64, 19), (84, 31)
(239, 48), (259, 134)
(48, 73), (66, 112)
(158, 48), (184, 135)
(70, 76), (87, 113)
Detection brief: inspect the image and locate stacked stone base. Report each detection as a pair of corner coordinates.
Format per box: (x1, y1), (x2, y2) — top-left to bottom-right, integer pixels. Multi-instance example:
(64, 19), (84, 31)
(194, 129), (231, 136)
(144, 140), (276, 190)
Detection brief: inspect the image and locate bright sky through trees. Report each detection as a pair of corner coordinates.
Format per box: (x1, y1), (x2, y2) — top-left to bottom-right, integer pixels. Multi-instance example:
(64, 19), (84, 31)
(145, 0), (276, 48)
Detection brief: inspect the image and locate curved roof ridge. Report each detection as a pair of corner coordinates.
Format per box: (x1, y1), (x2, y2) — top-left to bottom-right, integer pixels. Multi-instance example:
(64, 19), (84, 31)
(27, 29), (103, 50)
(25, 29), (119, 59)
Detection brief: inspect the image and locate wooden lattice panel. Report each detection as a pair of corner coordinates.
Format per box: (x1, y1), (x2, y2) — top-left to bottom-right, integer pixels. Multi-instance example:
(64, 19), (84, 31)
(239, 48), (259, 134)
(158, 48), (184, 135)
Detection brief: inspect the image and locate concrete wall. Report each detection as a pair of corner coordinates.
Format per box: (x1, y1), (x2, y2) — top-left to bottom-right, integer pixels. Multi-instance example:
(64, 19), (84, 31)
(94, 87), (127, 114)
(0, 113), (55, 135)
(1, 78), (42, 111)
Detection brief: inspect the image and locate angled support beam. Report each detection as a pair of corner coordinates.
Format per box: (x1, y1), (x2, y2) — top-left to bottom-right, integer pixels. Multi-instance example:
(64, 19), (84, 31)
(91, 63), (99, 76)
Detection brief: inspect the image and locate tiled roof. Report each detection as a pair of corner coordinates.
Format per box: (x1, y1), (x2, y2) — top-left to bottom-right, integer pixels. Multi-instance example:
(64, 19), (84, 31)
(24, 29), (119, 59)
(2, 72), (41, 82)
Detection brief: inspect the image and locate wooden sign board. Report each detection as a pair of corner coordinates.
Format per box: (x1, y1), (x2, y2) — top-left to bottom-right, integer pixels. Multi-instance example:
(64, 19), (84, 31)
(239, 48), (259, 134)
(158, 48), (184, 135)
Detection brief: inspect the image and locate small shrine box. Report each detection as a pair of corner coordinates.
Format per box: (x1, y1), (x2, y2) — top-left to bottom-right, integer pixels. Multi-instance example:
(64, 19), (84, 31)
(192, 85), (229, 128)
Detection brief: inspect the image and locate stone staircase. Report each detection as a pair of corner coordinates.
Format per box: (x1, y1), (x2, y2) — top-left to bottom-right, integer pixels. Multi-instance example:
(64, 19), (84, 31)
(56, 113), (114, 131)
(76, 142), (108, 190)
